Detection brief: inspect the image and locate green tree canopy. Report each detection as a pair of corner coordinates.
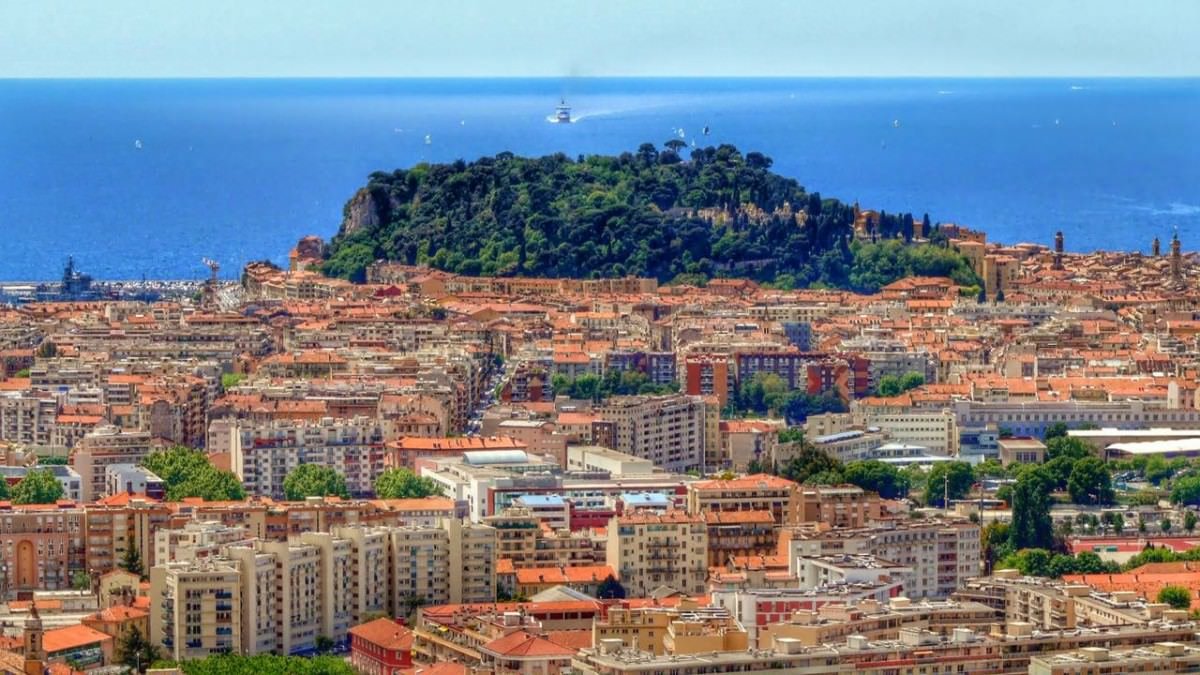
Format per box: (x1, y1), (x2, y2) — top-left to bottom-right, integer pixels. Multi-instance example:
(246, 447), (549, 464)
(841, 460), (910, 499)
(778, 445), (842, 485)
(596, 575), (626, 600)
(283, 464), (350, 501)
(322, 146), (977, 292)
(11, 468), (64, 504)
(1044, 422), (1069, 441)
(925, 461), (974, 507)
(161, 654), (356, 675)
(374, 468), (442, 499)
(1045, 436), (1093, 462)
(117, 625), (161, 673)
(142, 446), (246, 502)
(1172, 475), (1200, 506)
(1066, 457), (1115, 505)
(1008, 468), (1055, 551)
(1157, 585), (1193, 610)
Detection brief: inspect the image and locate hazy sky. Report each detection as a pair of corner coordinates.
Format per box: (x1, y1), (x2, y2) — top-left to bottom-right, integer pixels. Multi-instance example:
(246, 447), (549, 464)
(3, 0), (1198, 78)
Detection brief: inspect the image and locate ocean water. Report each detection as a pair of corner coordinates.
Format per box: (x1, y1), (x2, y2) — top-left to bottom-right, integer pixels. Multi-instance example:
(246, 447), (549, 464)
(1, 78), (1197, 281)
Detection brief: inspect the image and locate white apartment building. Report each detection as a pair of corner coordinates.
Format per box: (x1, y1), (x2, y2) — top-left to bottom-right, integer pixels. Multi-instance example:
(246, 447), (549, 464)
(786, 519), (981, 599)
(854, 409), (959, 456)
(214, 416), (387, 498)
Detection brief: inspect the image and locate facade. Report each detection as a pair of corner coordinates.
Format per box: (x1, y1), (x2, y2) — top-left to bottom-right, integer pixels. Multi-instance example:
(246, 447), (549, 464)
(72, 426), (154, 502)
(348, 618), (414, 675)
(686, 474), (799, 526)
(104, 463), (165, 499)
(593, 395), (707, 472)
(217, 416), (387, 498)
(606, 511), (708, 597)
(149, 560), (242, 661)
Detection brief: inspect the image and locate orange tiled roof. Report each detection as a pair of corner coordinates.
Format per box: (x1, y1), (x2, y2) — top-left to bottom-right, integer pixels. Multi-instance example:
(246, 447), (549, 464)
(43, 625), (111, 654)
(348, 618), (413, 651)
(481, 630), (575, 658)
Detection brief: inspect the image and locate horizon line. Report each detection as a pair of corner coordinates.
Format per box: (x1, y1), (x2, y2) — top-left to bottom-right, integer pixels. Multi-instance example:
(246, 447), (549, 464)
(3, 74), (1199, 81)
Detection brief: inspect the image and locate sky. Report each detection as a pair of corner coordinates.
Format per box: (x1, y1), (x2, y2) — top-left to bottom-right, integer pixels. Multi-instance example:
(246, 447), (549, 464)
(2, 0), (1198, 78)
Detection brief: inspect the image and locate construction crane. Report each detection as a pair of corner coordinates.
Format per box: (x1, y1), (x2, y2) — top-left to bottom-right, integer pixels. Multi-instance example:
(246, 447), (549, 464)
(200, 258), (220, 308)
(202, 257), (220, 285)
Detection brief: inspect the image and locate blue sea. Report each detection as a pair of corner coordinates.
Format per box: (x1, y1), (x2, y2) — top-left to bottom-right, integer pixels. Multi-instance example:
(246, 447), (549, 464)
(1, 78), (1198, 281)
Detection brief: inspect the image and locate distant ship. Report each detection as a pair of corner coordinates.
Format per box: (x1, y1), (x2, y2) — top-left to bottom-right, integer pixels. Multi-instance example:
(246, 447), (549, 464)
(554, 99), (572, 124)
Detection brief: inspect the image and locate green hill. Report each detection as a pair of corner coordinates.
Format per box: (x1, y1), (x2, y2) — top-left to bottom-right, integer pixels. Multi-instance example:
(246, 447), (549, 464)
(322, 143), (979, 292)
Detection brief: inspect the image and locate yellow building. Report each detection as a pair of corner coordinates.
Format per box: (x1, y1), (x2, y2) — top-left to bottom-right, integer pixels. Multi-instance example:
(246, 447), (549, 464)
(606, 511), (708, 597)
(149, 560), (242, 661)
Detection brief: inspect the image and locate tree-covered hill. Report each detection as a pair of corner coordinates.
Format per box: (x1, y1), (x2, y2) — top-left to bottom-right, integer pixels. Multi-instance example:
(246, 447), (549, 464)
(323, 143), (979, 292)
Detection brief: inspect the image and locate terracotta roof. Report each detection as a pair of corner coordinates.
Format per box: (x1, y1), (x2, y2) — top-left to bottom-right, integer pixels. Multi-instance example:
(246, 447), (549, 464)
(348, 618), (414, 651)
(514, 565), (615, 585)
(43, 625), (112, 654)
(481, 630), (575, 658)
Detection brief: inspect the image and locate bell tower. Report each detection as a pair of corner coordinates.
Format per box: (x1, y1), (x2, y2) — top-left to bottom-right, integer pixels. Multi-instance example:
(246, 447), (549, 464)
(1053, 231), (1064, 271)
(23, 600), (45, 675)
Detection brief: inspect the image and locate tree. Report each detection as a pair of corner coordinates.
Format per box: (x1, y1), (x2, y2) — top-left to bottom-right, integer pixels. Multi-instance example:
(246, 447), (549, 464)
(1067, 457), (1115, 505)
(71, 571), (92, 591)
(924, 461), (974, 507)
(167, 654), (356, 674)
(283, 464), (349, 501)
(982, 521), (1013, 571)
(121, 544), (144, 577)
(0, 476), (8, 501)
(1158, 585), (1192, 610)
(1102, 511), (1125, 535)
(314, 636), (335, 655)
(1173, 475), (1200, 505)
(117, 626), (161, 673)
(167, 469), (246, 502)
(374, 468), (442, 499)
(35, 340), (57, 359)
(898, 372), (925, 392)
(1162, 518), (1173, 534)
(1009, 468), (1054, 550)
(841, 460), (910, 499)
(596, 575), (626, 600)
(1046, 436), (1092, 462)
(778, 445), (841, 485)
(11, 468), (64, 504)
(1044, 422), (1069, 441)
(220, 373), (243, 391)
(1186, 511), (1198, 533)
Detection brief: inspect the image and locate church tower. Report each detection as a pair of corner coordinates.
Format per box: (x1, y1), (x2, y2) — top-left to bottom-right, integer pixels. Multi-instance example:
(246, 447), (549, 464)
(1053, 231), (1064, 270)
(1153, 236), (1161, 257)
(23, 601), (45, 675)
(1171, 232), (1183, 281)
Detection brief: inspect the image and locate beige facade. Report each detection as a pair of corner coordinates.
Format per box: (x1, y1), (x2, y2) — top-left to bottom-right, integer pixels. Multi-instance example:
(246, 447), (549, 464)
(149, 560), (242, 661)
(593, 395), (707, 472)
(606, 511), (708, 597)
(72, 425), (154, 501)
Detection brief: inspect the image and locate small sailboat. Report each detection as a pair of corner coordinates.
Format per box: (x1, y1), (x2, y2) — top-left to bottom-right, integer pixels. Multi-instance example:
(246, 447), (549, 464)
(134, 139), (143, 149)
(424, 134), (432, 145)
(892, 119), (901, 129)
(702, 125), (710, 136)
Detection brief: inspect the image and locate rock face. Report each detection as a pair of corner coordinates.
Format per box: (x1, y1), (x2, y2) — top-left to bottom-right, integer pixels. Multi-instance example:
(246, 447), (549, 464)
(339, 188), (389, 238)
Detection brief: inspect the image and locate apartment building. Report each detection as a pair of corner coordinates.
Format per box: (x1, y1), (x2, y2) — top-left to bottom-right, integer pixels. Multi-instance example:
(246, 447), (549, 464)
(855, 408), (960, 456)
(593, 602), (748, 657)
(216, 416), (387, 498)
(593, 394), (706, 472)
(798, 484), (883, 529)
(686, 474), (800, 526)
(951, 398), (1200, 440)
(72, 425), (155, 502)
(606, 511), (708, 597)
(154, 520), (251, 564)
(785, 519), (981, 599)
(0, 502), (85, 591)
(104, 463), (165, 499)
(149, 560), (242, 661)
